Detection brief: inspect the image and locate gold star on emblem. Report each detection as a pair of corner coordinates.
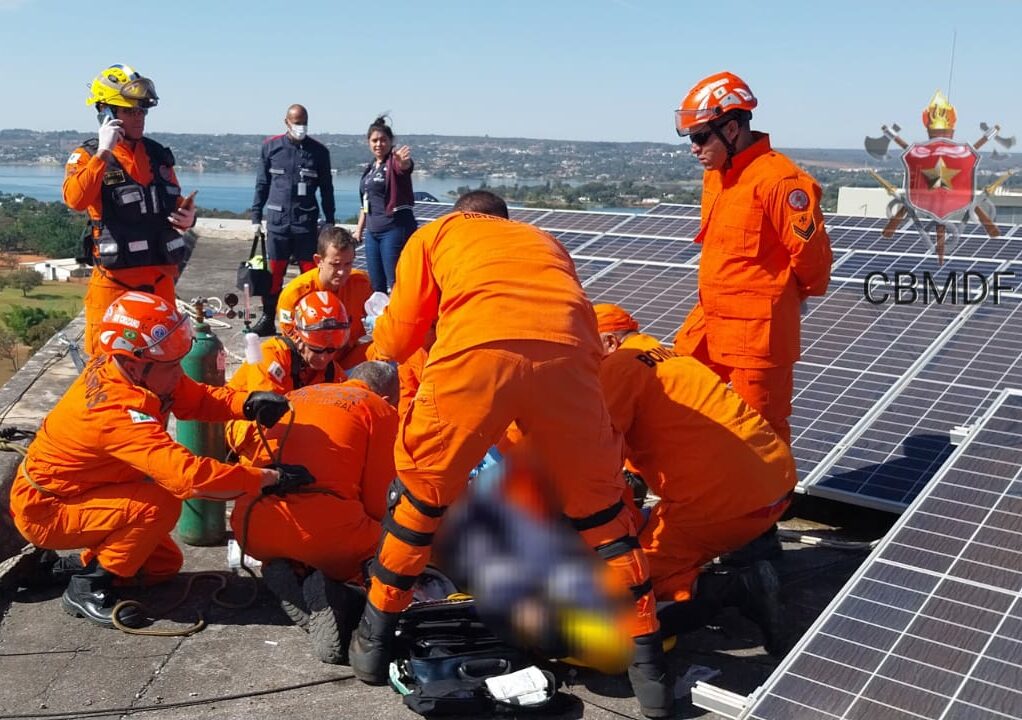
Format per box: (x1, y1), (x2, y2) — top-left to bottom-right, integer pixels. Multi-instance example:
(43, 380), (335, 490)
(921, 157), (960, 190)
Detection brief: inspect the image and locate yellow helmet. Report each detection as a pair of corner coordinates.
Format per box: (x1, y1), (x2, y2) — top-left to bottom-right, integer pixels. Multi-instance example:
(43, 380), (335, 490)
(86, 64), (158, 109)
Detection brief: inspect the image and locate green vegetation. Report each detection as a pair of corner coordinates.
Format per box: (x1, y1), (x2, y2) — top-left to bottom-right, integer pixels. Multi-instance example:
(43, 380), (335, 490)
(0, 193), (84, 258)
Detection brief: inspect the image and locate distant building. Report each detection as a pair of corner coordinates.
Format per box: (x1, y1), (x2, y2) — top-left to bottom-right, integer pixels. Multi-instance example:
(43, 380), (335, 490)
(27, 258), (87, 282)
(837, 186), (1022, 224)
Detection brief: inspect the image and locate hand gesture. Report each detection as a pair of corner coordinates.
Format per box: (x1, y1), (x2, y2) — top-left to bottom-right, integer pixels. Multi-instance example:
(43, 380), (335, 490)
(97, 116), (124, 154)
(394, 144), (412, 170)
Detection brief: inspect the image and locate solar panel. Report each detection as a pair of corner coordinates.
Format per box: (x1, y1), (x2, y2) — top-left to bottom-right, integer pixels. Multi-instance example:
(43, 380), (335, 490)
(807, 294), (1022, 510)
(644, 203), (701, 217)
(508, 207), (552, 224)
(537, 210), (634, 233)
(612, 215), (702, 238)
(831, 251), (1004, 283)
(737, 388), (1022, 720)
(581, 262), (699, 343)
(412, 201), (454, 220)
(548, 230), (601, 253)
(579, 235), (700, 266)
(572, 258), (616, 285)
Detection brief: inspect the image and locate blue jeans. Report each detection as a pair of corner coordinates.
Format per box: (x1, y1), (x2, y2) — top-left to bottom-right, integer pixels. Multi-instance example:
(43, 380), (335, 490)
(364, 218), (415, 293)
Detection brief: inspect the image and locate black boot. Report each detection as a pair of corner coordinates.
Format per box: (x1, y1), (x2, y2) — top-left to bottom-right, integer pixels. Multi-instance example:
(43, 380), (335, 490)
(671, 560), (790, 656)
(261, 559), (310, 629)
(348, 600), (400, 684)
(627, 631), (675, 718)
(23, 552), (94, 590)
(304, 570), (366, 665)
(61, 565), (146, 629)
(250, 294), (278, 337)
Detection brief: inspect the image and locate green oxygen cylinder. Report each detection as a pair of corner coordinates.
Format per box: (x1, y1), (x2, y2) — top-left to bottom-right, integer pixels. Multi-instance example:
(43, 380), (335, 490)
(175, 301), (228, 546)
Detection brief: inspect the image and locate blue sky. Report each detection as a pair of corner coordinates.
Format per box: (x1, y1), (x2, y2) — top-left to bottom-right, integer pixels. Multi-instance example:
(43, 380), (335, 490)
(1, 0), (1019, 148)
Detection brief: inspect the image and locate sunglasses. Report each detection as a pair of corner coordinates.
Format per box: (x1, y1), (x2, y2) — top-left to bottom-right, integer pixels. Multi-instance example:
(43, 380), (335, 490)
(687, 127), (717, 147)
(306, 345), (338, 354)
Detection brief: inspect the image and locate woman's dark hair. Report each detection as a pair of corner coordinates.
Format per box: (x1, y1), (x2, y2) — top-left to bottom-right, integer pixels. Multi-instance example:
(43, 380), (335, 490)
(367, 115), (394, 140)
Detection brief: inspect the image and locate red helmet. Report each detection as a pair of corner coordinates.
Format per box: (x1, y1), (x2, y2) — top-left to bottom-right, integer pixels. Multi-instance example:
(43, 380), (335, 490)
(290, 291), (350, 348)
(675, 71), (757, 136)
(98, 291), (194, 362)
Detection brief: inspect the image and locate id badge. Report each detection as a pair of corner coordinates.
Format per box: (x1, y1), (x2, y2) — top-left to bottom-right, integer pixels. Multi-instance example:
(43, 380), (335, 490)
(362, 194), (370, 214)
(297, 181), (307, 196)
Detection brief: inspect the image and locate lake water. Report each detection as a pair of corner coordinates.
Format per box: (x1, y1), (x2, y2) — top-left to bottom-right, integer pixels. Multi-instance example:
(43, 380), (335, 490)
(0, 165), (504, 220)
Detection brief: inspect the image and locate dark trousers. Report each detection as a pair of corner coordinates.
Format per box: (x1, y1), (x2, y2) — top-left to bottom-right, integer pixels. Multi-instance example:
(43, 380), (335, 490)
(363, 217), (415, 293)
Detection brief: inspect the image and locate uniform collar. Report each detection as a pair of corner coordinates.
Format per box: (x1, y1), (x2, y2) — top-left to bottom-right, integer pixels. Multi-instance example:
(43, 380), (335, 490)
(721, 132), (771, 179)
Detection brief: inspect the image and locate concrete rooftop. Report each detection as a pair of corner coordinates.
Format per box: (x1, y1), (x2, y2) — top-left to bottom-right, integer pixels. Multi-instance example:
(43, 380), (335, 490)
(0, 222), (894, 719)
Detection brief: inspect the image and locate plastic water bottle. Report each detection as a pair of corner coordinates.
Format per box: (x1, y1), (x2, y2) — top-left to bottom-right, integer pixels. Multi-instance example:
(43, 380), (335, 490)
(244, 332), (261, 365)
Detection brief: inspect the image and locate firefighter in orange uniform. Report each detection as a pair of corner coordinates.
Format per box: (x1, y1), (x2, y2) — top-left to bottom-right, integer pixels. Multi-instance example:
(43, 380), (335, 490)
(225, 291), (350, 458)
(9, 292), (292, 628)
(276, 226), (373, 369)
(595, 304), (794, 652)
(230, 361), (399, 664)
(348, 191), (674, 719)
(64, 64), (197, 357)
(673, 72), (832, 444)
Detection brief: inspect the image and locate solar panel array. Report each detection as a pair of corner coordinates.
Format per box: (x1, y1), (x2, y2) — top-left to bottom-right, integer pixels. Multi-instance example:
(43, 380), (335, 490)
(410, 200), (1022, 512)
(738, 389), (1022, 720)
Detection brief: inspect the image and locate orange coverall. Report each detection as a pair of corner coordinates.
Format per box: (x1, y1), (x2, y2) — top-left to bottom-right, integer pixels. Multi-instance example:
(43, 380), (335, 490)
(63, 142), (182, 357)
(225, 336), (346, 458)
(674, 133), (832, 444)
(397, 347), (427, 419)
(276, 267), (373, 369)
(600, 333), (796, 602)
(231, 380), (397, 582)
(370, 212), (657, 636)
(10, 355), (265, 580)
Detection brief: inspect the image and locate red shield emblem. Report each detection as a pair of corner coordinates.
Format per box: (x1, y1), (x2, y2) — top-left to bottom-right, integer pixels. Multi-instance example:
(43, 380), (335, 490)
(902, 139), (978, 221)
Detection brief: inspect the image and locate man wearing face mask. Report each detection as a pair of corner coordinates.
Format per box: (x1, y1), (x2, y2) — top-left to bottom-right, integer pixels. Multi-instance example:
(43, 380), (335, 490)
(250, 104), (336, 336)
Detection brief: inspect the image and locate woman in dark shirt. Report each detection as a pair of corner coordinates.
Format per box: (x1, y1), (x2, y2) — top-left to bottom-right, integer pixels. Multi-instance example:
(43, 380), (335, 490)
(355, 115), (416, 293)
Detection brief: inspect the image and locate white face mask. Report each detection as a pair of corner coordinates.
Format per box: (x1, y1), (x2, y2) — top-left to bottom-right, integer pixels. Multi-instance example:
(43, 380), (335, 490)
(288, 123), (308, 141)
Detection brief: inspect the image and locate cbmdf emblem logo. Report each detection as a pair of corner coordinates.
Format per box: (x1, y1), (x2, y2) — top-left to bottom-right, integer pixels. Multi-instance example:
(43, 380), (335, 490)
(864, 90), (1015, 262)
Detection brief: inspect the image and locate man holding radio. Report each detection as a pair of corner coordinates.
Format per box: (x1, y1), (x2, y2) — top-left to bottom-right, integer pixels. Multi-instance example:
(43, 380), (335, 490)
(63, 64), (197, 357)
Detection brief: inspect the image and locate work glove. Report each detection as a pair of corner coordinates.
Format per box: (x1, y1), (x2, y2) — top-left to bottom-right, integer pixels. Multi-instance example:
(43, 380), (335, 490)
(363, 291), (390, 334)
(243, 391), (289, 427)
(97, 116), (123, 154)
(252, 224), (265, 242)
(262, 463), (315, 496)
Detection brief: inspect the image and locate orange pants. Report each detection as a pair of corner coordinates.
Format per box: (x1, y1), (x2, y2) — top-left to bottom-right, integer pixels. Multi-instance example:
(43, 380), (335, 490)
(680, 338), (793, 445)
(84, 265), (177, 357)
(231, 494), (381, 582)
(640, 496), (789, 602)
(371, 340), (657, 637)
(13, 475), (184, 580)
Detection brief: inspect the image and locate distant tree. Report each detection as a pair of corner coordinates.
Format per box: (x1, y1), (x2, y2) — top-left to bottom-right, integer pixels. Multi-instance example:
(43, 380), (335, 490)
(1, 306), (48, 343)
(8, 268), (43, 297)
(0, 328), (17, 370)
(25, 314), (70, 351)
(0, 252), (17, 271)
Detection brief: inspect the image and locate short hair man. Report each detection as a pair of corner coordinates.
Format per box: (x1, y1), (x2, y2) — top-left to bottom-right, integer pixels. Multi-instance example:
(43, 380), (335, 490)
(274, 226), (373, 368)
(349, 190), (673, 718)
(230, 363), (399, 663)
(10, 292), (291, 628)
(250, 104), (335, 336)
(673, 72), (833, 443)
(595, 303), (795, 653)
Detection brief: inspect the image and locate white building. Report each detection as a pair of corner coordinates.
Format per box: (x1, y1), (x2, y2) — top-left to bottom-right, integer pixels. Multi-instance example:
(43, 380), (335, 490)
(27, 258), (86, 282)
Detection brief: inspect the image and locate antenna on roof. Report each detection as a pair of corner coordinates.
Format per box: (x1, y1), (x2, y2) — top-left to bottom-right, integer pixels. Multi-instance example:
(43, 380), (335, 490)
(946, 30), (957, 101)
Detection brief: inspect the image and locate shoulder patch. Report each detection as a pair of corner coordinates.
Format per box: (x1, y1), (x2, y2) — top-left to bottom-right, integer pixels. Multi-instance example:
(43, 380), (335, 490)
(268, 361), (286, 382)
(786, 189), (810, 212)
(128, 409), (157, 424)
(66, 152), (81, 165)
(792, 216), (817, 242)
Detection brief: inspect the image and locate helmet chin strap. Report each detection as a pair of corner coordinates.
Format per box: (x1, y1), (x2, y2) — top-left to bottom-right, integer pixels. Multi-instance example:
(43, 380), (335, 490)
(710, 120), (738, 171)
